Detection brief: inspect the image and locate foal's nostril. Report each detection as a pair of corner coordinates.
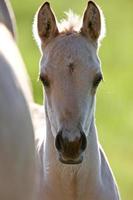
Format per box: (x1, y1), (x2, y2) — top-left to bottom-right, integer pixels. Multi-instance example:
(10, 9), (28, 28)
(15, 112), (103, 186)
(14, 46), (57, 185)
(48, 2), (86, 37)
(55, 131), (63, 152)
(80, 131), (87, 151)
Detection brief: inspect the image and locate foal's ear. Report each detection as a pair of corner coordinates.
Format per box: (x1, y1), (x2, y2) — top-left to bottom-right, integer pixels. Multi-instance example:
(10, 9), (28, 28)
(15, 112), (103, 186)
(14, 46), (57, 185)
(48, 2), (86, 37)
(81, 1), (101, 42)
(36, 2), (58, 45)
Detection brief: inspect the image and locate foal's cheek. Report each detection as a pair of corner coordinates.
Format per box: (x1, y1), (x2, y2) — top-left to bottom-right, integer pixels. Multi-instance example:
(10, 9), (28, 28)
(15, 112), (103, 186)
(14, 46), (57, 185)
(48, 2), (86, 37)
(46, 93), (60, 130)
(80, 93), (94, 124)
(44, 88), (52, 106)
(45, 92), (54, 120)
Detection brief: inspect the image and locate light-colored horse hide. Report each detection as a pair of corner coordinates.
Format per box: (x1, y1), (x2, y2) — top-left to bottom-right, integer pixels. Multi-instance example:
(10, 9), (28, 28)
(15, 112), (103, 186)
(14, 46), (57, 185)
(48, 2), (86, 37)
(0, 0), (42, 199)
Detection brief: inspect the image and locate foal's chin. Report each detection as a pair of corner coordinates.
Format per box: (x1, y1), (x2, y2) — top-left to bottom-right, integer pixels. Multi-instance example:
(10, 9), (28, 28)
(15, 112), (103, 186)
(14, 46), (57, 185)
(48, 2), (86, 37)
(58, 154), (83, 165)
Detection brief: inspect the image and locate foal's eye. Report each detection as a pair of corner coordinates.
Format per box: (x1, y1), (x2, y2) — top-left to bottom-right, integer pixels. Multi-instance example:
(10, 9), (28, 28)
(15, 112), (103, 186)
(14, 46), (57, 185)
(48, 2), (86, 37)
(93, 74), (103, 88)
(39, 74), (50, 87)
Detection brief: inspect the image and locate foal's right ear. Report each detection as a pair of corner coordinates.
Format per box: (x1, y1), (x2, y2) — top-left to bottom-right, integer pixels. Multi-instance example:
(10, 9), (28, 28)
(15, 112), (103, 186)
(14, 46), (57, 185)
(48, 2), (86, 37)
(36, 2), (58, 46)
(80, 1), (101, 42)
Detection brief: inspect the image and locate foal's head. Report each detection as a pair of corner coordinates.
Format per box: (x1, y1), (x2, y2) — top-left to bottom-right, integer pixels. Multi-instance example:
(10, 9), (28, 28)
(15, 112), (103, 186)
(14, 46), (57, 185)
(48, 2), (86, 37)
(34, 1), (105, 164)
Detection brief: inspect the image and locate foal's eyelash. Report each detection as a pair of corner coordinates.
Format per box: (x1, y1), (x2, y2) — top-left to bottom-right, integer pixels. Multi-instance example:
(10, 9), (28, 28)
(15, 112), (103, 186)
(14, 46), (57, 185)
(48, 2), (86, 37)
(93, 74), (103, 87)
(39, 74), (50, 87)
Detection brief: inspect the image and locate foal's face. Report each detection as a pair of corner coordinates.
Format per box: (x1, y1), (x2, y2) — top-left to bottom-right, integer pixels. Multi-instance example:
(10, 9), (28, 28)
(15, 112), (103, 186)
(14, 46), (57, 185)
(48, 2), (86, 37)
(40, 34), (102, 136)
(35, 1), (104, 164)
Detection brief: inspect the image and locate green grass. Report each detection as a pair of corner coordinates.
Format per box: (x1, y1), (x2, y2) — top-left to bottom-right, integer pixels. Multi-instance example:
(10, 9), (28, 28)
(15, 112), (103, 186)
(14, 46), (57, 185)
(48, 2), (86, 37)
(11, 0), (133, 199)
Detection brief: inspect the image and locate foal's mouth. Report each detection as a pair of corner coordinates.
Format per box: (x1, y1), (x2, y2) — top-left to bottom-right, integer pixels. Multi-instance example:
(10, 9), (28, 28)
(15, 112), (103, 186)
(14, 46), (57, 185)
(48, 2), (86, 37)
(58, 153), (83, 165)
(59, 157), (83, 165)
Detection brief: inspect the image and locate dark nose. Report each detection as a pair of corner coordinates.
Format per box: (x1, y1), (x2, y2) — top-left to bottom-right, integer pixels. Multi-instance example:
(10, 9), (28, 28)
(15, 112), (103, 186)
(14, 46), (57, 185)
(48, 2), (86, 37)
(55, 130), (87, 156)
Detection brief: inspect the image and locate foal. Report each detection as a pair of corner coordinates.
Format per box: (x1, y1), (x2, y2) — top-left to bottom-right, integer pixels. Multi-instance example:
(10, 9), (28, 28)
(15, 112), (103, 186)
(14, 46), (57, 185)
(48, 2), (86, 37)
(34, 1), (120, 200)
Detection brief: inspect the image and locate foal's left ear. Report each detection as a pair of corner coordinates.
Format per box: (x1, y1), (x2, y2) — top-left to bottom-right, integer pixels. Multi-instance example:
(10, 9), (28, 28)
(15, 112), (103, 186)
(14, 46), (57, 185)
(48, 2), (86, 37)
(36, 2), (59, 46)
(81, 1), (101, 42)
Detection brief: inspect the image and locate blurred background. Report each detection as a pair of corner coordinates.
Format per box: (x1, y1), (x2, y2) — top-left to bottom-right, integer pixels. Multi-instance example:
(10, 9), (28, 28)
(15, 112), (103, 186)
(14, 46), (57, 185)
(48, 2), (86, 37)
(10, 0), (133, 199)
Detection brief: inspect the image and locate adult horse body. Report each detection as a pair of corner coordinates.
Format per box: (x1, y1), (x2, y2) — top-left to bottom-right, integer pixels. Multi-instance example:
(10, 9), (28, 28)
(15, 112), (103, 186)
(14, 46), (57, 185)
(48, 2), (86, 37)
(34, 1), (120, 200)
(0, 1), (37, 199)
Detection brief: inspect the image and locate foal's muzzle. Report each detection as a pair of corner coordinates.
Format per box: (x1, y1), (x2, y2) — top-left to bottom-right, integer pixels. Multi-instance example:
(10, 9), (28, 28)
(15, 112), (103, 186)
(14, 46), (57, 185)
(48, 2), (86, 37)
(55, 129), (87, 164)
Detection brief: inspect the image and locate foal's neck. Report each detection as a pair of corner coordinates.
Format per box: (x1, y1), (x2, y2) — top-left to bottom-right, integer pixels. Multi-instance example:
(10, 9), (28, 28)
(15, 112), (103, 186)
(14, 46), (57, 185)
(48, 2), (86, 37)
(41, 115), (101, 199)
